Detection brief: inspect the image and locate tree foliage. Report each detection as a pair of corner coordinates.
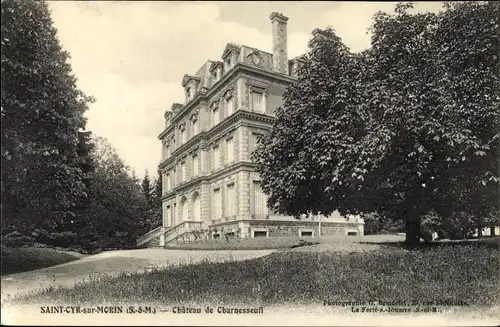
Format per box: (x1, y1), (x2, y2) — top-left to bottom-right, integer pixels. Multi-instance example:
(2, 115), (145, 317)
(1, 0), (94, 233)
(141, 170), (152, 207)
(253, 1), (499, 245)
(136, 170), (162, 236)
(77, 136), (146, 250)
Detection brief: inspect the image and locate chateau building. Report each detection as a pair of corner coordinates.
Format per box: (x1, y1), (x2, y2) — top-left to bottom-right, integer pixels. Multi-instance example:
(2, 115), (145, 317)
(138, 13), (364, 247)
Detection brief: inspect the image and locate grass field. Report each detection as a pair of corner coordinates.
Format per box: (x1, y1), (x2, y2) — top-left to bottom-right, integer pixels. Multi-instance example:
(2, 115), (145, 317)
(1, 246), (81, 275)
(10, 243), (499, 309)
(162, 234), (410, 251)
(164, 236), (321, 250)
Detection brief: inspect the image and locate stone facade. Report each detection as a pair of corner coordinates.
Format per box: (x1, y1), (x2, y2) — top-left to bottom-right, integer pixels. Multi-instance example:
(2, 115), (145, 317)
(153, 12), (364, 242)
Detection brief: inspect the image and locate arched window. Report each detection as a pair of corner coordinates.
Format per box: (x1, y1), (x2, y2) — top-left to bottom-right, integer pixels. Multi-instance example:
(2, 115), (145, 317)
(223, 88), (234, 117)
(191, 113), (199, 136)
(211, 101), (220, 127)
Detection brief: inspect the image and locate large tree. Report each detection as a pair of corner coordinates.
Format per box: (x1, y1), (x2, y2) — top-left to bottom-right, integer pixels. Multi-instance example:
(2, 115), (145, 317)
(137, 170), (162, 236)
(79, 137), (146, 250)
(1, 0), (93, 233)
(141, 170), (153, 208)
(254, 2), (499, 246)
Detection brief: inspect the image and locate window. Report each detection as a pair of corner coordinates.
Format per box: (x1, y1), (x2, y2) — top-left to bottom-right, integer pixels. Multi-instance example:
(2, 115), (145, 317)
(300, 230), (314, 237)
(186, 87), (192, 101)
(173, 203), (177, 225)
(165, 205), (171, 226)
(226, 137), (234, 164)
(165, 144), (170, 158)
(225, 58), (232, 72)
(226, 183), (236, 217)
(252, 229), (268, 238)
(162, 173), (166, 194)
(347, 231), (358, 236)
(162, 143), (166, 160)
(181, 162), (186, 182)
(249, 133), (260, 158)
(182, 128), (188, 144)
(226, 96), (234, 117)
(166, 173), (171, 192)
(192, 154), (199, 177)
(251, 91), (264, 113)
(212, 107), (219, 127)
(212, 188), (221, 220)
(179, 129), (185, 145)
(212, 145), (220, 170)
(252, 181), (268, 216)
(192, 118), (199, 136)
(172, 169), (176, 188)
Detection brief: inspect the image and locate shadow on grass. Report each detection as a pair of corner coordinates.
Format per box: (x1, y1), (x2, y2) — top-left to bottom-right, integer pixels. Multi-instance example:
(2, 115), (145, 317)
(360, 236), (500, 251)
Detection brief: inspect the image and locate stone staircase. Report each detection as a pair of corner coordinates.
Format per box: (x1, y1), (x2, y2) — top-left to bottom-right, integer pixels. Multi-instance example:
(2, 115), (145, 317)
(137, 221), (205, 248)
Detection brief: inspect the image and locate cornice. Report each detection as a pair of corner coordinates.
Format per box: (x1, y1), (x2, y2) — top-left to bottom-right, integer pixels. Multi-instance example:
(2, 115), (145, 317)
(161, 161), (256, 200)
(159, 132), (207, 169)
(158, 110), (275, 170)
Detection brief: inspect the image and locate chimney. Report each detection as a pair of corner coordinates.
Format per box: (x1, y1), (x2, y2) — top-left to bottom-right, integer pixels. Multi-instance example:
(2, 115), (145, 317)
(270, 12), (289, 75)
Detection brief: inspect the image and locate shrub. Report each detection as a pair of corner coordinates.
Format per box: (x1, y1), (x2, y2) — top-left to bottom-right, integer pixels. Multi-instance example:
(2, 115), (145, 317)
(2, 231), (35, 247)
(1, 246), (79, 275)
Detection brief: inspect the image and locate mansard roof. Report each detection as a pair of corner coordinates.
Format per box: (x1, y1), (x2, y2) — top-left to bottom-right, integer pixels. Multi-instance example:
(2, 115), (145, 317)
(209, 61), (223, 72)
(221, 42), (241, 59)
(181, 74), (201, 87)
(170, 103), (183, 112)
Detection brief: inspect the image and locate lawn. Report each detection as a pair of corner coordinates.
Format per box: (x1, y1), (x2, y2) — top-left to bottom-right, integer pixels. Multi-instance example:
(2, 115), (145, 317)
(162, 234), (408, 251)
(10, 243), (499, 310)
(1, 246), (82, 275)
(164, 236), (321, 250)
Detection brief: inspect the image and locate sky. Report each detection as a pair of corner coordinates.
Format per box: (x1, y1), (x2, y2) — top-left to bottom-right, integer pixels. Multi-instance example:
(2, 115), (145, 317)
(47, 1), (444, 179)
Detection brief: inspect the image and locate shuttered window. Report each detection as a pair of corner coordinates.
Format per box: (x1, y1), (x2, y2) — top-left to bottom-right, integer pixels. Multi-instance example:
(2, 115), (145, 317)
(192, 154), (199, 177)
(165, 173), (171, 192)
(181, 162), (186, 182)
(226, 97), (234, 117)
(212, 108), (219, 127)
(226, 137), (234, 163)
(213, 145), (220, 170)
(226, 183), (236, 217)
(212, 188), (221, 219)
(252, 91), (263, 113)
(192, 119), (199, 135)
(252, 181), (268, 216)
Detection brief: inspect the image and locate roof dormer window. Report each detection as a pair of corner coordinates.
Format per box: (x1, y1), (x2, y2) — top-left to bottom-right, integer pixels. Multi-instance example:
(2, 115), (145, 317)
(186, 87), (192, 101)
(225, 58), (232, 73)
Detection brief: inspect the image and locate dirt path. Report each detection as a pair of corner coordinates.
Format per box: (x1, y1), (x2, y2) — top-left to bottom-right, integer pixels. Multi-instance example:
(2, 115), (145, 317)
(1, 248), (275, 301)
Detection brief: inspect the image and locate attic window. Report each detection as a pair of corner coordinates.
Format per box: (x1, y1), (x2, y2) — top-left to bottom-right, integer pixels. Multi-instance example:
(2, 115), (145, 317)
(225, 57), (232, 72)
(186, 86), (193, 101)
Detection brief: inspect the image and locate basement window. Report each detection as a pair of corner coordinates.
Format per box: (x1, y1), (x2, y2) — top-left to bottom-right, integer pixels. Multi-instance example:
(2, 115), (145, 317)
(213, 233), (221, 239)
(300, 230), (314, 237)
(252, 229), (269, 238)
(347, 231), (358, 236)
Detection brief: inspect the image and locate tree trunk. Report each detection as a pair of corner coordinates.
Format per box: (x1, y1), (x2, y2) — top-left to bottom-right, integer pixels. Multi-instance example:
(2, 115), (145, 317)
(491, 227), (496, 237)
(477, 224), (483, 238)
(405, 213), (421, 247)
